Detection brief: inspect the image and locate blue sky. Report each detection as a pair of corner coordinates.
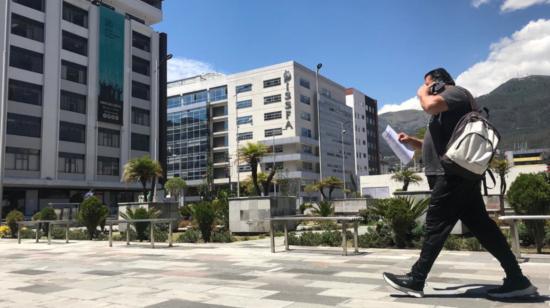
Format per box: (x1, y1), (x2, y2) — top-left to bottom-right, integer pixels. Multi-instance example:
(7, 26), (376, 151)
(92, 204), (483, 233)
(154, 0), (550, 113)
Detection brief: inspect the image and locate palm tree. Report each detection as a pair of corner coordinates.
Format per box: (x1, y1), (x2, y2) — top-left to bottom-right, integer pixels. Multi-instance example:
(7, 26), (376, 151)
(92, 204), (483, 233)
(391, 168), (422, 191)
(123, 155), (163, 201)
(490, 157), (511, 216)
(311, 200), (334, 217)
(308, 176), (343, 200)
(239, 142), (276, 196)
(164, 177), (187, 205)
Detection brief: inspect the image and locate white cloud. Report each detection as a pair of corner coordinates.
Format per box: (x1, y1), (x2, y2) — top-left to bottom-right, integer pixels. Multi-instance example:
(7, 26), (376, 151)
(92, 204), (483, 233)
(167, 57), (218, 81)
(472, 0), (491, 8)
(380, 19), (550, 114)
(501, 0), (550, 12)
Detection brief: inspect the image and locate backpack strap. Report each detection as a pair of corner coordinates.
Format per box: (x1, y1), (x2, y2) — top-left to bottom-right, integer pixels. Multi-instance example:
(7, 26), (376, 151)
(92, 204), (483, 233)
(482, 169), (496, 195)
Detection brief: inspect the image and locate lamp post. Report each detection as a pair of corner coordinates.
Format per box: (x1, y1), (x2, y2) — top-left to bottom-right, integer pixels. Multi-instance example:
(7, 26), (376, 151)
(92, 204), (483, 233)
(315, 63), (323, 198)
(235, 91), (240, 198)
(340, 122), (347, 199)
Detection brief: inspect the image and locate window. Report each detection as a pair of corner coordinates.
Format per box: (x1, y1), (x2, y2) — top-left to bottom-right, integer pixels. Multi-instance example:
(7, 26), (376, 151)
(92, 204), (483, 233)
(5, 147), (40, 171)
(10, 46), (43, 73)
(167, 96), (180, 109)
(97, 156), (119, 176)
(13, 0), (44, 11)
(132, 56), (150, 76)
(264, 111), (282, 121)
(182, 90), (207, 105)
(264, 162), (284, 170)
(63, 2), (88, 28)
(209, 86), (227, 101)
(263, 78), (281, 88)
(60, 90), (86, 114)
(237, 132), (253, 141)
(300, 95), (311, 105)
(303, 162), (313, 171)
(237, 115), (252, 125)
(303, 145), (313, 154)
(236, 83), (252, 93)
(62, 31), (87, 56)
(236, 99), (252, 109)
(6, 113), (41, 138)
(265, 128), (282, 137)
(321, 88), (331, 98)
(301, 128), (312, 138)
(264, 94), (281, 105)
(132, 107), (150, 126)
(131, 133), (150, 151)
(300, 78), (310, 89)
(98, 128), (120, 148)
(11, 13), (44, 42)
(61, 60), (87, 84)
(8, 79), (42, 106)
(239, 164), (251, 172)
(60, 121), (86, 143)
(132, 81), (150, 100)
(58, 152), (85, 174)
(132, 31), (150, 52)
(300, 112), (311, 121)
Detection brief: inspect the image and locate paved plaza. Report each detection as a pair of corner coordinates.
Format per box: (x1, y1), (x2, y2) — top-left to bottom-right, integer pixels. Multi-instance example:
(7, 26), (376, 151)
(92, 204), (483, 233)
(0, 238), (549, 308)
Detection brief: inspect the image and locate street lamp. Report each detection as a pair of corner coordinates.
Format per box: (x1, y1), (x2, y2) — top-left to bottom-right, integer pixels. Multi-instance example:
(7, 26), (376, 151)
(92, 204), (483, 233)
(315, 63), (323, 195)
(340, 122), (348, 199)
(235, 91), (240, 198)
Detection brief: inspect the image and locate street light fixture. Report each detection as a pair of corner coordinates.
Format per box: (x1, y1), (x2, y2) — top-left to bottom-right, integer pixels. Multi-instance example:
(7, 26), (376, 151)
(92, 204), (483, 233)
(315, 63), (323, 198)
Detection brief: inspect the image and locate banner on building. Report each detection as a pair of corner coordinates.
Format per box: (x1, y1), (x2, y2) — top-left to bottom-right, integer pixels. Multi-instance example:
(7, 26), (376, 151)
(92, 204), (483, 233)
(98, 6), (124, 124)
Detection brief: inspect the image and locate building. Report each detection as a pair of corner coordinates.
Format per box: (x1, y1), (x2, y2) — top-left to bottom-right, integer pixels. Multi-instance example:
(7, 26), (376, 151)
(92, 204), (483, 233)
(364, 95), (380, 174)
(345, 88), (371, 178)
(505, 148), (549, 167)
(167, 61), (379, 199)
(0, 0), (167, 219)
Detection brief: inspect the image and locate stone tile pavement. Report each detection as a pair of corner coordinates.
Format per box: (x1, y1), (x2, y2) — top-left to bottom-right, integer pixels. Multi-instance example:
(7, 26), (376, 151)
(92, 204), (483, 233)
(0, 237), (549, 307)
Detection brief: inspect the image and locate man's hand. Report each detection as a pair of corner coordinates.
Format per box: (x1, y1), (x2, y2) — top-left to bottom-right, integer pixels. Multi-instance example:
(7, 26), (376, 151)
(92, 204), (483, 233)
(417, 83), (431, 98)
(397, 132), (423, 150)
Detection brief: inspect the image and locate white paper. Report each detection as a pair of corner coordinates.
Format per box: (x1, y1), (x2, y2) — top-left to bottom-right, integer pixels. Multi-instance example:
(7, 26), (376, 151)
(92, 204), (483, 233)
(381, 125), (415, 165)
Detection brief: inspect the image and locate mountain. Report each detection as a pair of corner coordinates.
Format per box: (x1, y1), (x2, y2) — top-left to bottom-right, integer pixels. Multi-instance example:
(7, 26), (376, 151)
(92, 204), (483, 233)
(378, 75), (550, 162)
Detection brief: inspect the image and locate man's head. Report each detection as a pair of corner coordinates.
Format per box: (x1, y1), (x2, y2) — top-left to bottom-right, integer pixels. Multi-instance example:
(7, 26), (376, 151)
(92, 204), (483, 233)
(424, 68), (455, 86)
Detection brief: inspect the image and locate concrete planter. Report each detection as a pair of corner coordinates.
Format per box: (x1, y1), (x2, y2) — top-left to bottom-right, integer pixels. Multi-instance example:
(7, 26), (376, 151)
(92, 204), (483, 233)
(229, 196), (297, 234)
(332, 198), (369, 215)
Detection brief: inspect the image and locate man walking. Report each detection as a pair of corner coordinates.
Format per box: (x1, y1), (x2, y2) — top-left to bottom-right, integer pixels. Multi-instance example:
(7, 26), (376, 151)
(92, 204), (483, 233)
(382, 68), (537, 299)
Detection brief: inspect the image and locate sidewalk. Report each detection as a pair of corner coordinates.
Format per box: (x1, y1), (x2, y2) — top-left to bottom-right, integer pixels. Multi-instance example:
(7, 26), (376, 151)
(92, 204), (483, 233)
(0, 237), (548, 307)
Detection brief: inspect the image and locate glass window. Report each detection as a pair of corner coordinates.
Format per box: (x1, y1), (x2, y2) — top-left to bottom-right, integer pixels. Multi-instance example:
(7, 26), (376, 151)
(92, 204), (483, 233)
(132, 107), (150, 126)
(132, 31), (150, 52)
(237, 132), (253, 141)
(132, 81), (150, 100)
(132, 56), (150, 76)
(13, 0), (44, 11)
(239, 164), (251, 172)
(265, 128), (282, 137)
(236, 83), (252, 93)
(5, 147), (40, 171)
(58, 152), (85, 174)
(167, 96), (181, 109)
(62, 31), (87, 56)
(263, 78), (281, 88)
(98, 128), (120, 148)
(301, 128), (312, 138)
(303, 145), (313, 154)
(61, 60), (87, 84)
(321, 88), (331, 98)
(97, 156), (119, 176)
(209, 86), (227, 101)
(300, 78), (310, 89)
(182, 90), (207, 105)
(237, 115), (252, 125)
(264, 162), (284, 170)
(63, 2), (88, 28)
(131, 133), (150, 151)
(6, 113), (41, 138)
(60, 90), (86, 114)
(264, 111), (282, 121)
(300, 112), (311, 121)
(8, 79), (42, 106)
(11, 13), (44, 42)
(236, 99), (252, 109)
(264, 94), (281, 105)
(10, 46), (43, 73)
(300, 95), (311, 105)
(59, 121), (86, 143)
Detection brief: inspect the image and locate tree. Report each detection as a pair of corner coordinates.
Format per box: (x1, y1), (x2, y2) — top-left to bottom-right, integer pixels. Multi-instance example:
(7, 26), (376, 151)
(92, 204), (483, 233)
(120, 207), (159, 241)
(239, 142), (276, 196)
(189, 201), (216, 242)
(164, 177), (187, 205)
(122, 155), (163, 201)
(6, 210), (24, 238)
(308, 177), (343, 200)
(311, 201), (334, 217)
(78, 197), (109, 240)
(490, 156), (511, 216)
(391, 168), (422, 191)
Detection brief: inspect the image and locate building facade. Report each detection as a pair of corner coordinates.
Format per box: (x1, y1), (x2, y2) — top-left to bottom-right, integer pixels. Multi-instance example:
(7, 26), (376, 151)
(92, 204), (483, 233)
(167, 61), (379, 199)
(365, 95), (380, 174)
(0, 0), (166, 218)
(345, 88), (370, 178)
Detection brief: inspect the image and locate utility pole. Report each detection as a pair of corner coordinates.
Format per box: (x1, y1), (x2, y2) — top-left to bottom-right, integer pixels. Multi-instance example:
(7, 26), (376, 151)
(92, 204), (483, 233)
(315, 63), (323, 200)
(341, 122), (346, 199)
(235, 91), (240, 197)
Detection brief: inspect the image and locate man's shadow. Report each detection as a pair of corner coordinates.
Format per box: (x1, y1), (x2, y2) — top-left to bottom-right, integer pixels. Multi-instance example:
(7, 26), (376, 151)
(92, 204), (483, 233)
(391, 284), (549, 303)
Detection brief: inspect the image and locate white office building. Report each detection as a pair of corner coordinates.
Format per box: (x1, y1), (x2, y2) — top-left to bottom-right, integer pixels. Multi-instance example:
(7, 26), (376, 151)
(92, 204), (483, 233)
(167, 61), (376, 199)
(0, 0), (167, 218)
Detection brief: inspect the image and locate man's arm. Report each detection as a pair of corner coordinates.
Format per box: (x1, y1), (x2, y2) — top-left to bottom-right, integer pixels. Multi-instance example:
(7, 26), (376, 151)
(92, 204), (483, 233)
(397, 133), (423, 150)
(417, 84), (448, 115)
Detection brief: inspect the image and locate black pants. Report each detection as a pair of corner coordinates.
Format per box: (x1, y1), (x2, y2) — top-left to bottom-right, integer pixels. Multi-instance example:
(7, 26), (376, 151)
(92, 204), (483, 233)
(410, 175), (523, 281)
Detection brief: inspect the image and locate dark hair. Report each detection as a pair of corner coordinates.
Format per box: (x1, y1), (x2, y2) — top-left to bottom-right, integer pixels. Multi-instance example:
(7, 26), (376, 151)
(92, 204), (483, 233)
(424, 68), (455, 86)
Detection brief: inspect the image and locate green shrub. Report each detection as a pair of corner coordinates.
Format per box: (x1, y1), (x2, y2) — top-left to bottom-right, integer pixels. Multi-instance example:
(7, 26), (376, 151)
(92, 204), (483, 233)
(120, 207), (159, 242)
(32, 207), (57, 234)
(444, 235), (462, 250)
(443, 235), (483, 251)
(6, 210), (24, 238)
(19, 227), (36, 239)
(299, 231), (323, 246)
(213, 190), (230, 231)
(358, 221), (394, 248)
(507, 173), (550, 253)
(190, 201), (216, 242)
(288, 232), (299, 245)
(114, 229), (137, 242)
(177, 229), (200, 243)
(78, 197), (109, 240)
(518, 222), (534, 246)
(311, 201), (334, 217)
(463, 237), (483, 251)
(299, 203), (313, 214)
(211, 231), (233, 243)
(320, 230), (342, 247)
